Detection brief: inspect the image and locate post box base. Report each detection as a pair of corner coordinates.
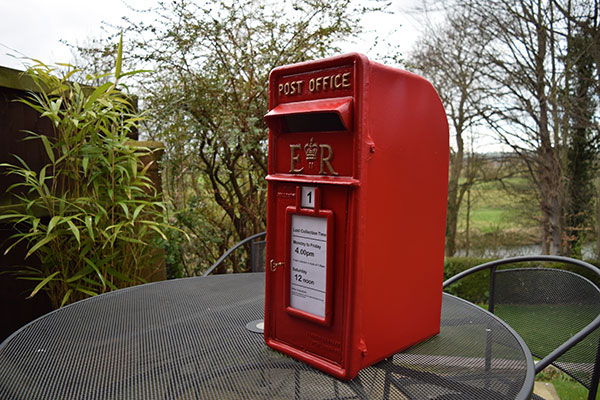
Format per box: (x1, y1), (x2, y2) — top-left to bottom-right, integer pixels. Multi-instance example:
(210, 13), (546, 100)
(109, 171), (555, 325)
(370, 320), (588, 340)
(265, 338), (350, 380)
(265, 327), (440, 381)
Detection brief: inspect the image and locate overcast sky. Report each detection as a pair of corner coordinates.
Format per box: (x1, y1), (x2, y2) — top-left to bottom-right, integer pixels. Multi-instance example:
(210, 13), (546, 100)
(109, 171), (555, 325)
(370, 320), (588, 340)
(0, 0), (422, 71)
(0, 1), (506, 152)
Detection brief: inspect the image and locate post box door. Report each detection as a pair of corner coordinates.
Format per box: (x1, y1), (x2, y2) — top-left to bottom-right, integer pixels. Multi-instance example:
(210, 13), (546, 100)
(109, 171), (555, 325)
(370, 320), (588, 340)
(267, 182), (350, 364)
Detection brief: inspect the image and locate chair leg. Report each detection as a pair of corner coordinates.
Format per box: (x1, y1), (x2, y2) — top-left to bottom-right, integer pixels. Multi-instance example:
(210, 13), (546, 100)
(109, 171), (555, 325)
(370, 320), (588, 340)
(588, 336), (600, 400)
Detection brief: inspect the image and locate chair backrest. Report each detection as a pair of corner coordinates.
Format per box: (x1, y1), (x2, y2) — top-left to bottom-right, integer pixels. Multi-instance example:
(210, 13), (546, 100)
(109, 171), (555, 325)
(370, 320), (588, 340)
(202, 232), (267, 276)
(443, 256), (600, 400)
(494, 268), (600, 390)
(250, 239), (266, 272)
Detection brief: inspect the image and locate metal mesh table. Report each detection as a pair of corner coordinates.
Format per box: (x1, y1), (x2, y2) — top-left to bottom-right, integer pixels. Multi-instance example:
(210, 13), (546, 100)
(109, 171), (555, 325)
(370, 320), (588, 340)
(0, 273), (534, 399)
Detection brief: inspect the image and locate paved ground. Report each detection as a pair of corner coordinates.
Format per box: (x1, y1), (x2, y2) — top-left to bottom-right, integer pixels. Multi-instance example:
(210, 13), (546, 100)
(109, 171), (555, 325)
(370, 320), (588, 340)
(534, 382), (560, 399)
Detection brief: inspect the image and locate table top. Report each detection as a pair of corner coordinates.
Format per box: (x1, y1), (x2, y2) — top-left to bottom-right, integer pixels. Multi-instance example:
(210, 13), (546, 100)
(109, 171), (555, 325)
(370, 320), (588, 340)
(0, 273), (534, 399)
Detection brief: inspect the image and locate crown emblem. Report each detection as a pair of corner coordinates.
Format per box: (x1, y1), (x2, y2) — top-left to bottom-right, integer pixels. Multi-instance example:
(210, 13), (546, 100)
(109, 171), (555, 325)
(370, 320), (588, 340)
(304, 137), (319, 168)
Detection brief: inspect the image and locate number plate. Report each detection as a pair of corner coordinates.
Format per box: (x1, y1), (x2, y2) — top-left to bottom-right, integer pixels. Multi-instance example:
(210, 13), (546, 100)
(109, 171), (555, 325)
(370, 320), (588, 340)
(301, 186), (316, 209)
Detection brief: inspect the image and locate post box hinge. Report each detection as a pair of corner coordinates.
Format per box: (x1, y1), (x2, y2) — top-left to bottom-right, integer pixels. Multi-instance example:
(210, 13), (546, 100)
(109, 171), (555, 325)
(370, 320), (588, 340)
(270, 259), (284, 272)
(359, 339), (368, 357)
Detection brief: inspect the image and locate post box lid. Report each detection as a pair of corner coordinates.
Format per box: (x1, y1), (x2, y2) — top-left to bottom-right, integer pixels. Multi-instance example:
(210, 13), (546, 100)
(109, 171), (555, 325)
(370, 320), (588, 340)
(264, 97), (352, 133)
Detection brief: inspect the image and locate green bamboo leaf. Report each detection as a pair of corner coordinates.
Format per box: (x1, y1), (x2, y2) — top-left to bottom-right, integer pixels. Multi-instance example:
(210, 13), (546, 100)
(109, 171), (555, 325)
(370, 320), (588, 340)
(115, 32), (123, 80)
(27, 271), (60, 299)
(79, 241), (92, 258)
(50, 97), (62, 114)
(65, 264), (93, 283)
(0, 213), (23, 222)
(18, 276), (43, 282)
(61, 67), (79, 81)
(66, 219), (81, 245)
(140, 159), (154, 175)
(106, 267), (135, 283)
(54, 154), (67, 164)
(82, 156), (89, 174)
(82, 256), (106, 288)
(11, 154), (31, 170)
(119, 236), (146, 245)
(38, 165), (46, 185)
(26, 233), (58, 258)
(47, 215), (61, 234)
(6, 182), (26, 192)
(132, 204), (145, 221)
(60, 289), (72, 308)
(117, 201), (129, 218)
(89, 72), (112, 82)
(83, 82), (112, 112)
(130, 158), (137, 180)
(4, 235), (29, 255)
(32, 217), (40, 232)
(75, 287), (98, 297)
(39, 135), (55, 163)
(84, 215), (95, 241)
(17, 215), (31, 225)
(147, 224), (167, 240)
(105, 280), (118, 291)
(82, 277), (104, 288)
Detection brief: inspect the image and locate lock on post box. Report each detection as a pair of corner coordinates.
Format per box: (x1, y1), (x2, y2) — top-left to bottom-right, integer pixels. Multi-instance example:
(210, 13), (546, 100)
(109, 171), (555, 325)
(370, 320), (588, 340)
(263, 53), (449, 380)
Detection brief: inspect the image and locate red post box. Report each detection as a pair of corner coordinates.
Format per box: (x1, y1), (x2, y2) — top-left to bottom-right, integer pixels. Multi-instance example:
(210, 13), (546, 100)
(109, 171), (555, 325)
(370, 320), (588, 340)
(263, 53), (449, 380)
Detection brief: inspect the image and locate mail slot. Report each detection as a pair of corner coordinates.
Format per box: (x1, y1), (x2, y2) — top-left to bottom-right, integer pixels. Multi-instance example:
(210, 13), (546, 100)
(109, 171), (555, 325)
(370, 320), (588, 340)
(263, 53), (449, 380)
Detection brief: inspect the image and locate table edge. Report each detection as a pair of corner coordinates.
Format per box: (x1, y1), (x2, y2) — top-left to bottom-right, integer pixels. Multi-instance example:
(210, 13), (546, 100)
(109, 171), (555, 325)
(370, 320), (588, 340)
(442, 293), (536, 400)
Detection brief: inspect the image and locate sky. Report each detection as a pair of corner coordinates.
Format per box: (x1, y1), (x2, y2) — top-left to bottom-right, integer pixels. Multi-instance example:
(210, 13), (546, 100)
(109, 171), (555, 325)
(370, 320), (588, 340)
(0, 0), (503, 152)
(0, 0), (422, 71)
(0, 0), (150, 69)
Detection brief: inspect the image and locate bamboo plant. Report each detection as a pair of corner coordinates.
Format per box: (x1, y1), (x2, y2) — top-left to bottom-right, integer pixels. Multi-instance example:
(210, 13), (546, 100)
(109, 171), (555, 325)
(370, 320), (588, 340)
(0, 36), (174, 308)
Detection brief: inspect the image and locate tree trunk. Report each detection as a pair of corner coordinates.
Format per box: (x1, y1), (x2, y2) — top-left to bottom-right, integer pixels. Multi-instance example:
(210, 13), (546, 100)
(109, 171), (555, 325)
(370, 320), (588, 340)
(535, 5), (565, 256)
(445, 132), (465, 256)
(538, 146), (564, 255)
(466, 187), (471, 257)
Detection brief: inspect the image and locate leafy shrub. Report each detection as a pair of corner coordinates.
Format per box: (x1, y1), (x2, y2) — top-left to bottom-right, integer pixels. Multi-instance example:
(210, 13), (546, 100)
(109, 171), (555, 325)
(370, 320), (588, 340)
(443, 257), (493, 304)
(0, 36), (177, 308)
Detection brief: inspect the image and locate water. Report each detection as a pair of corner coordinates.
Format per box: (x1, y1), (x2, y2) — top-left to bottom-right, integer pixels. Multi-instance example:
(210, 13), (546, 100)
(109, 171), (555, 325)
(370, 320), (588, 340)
(455, 242), (598, 259)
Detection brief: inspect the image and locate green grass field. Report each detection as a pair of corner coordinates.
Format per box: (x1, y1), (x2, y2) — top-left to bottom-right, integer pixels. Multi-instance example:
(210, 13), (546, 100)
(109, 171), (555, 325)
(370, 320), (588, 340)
(457, 179), (539, 233)
(454, 178), (544, 255)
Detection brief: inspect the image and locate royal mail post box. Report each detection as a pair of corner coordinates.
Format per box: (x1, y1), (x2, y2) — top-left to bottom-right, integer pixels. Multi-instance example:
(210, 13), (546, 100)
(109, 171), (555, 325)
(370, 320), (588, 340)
(263, 53), (449, 380)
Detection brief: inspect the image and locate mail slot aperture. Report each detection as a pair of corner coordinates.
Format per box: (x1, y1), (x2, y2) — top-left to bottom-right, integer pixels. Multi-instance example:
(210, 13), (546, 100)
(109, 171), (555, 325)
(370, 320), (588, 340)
(282, 112), (345, 133)
(265, 97), (353, 133)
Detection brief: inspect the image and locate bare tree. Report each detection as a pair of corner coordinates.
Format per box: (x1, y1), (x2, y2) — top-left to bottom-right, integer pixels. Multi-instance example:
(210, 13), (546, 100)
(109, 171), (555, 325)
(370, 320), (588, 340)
(465, 0), (573, 255)
(408, 5), (491, 256)
(410, 0), (598, 256)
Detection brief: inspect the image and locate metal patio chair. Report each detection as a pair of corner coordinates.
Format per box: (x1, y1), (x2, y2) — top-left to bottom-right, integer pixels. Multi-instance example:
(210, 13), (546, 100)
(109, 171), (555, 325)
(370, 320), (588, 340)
(443, 255), (600, 400)
(202, 231), (266, 276)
